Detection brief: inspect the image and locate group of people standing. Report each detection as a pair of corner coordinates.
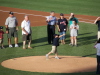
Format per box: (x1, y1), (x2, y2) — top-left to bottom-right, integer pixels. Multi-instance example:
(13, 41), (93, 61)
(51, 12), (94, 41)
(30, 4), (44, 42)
(0, 11), (32, 49)
(46, 11), (79, 59)
(46, 11), (79, 46)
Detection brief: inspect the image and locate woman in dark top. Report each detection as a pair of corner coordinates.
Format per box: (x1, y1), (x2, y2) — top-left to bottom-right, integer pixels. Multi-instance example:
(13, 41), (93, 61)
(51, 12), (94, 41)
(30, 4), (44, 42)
(57, 13), (68, 44)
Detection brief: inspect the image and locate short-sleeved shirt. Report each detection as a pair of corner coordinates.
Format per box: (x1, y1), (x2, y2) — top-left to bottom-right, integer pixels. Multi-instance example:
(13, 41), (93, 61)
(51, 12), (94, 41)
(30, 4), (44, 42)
(58, 18), (68, 32)
(95, 43), (100, 56)
(5, 16), (18, 27)
(21, 20), (31, 35)
(0, 31), (4, 39)
(96, 20), (100, 31)
(69, 17), (78, 26)
(52, 37), (59, 46)
(46, 16), (56, 25)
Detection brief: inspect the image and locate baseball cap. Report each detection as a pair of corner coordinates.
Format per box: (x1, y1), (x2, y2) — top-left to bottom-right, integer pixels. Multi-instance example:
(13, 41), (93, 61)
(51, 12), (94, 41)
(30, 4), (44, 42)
(0, 26), (3, 29)
(9, 11), (14, 15)
(60, 13), (64, 16)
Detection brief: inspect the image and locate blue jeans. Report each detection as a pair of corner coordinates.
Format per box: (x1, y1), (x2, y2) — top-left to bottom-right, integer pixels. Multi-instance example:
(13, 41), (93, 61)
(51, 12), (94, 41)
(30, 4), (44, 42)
(59, 31), (66, 40)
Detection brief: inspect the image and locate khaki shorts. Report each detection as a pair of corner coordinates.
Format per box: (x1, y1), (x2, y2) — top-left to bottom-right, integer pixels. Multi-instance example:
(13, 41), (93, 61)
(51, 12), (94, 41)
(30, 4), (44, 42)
(22, 34), (32, 41)
(0, 39), (3, 44)
(51, 46), (57, 53)
(8, 27), (18, 38)
(98, 31), (100, 39)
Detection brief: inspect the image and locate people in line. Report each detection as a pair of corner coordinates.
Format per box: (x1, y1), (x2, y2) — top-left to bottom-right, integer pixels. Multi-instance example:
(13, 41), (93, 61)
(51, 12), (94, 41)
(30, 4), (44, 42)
(57, 13), (68, 44)
(21, 15), (32, 49)
(69, 13), (79, 45)
(5, 11), (19, 48)
(70, 20), (79, 46)
(46, 11), (57, 44)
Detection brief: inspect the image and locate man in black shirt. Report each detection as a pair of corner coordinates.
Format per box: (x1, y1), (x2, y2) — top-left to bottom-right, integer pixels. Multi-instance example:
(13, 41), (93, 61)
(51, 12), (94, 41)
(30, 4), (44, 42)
(94, 17), (100, 39)
(46, 34), (65, 59)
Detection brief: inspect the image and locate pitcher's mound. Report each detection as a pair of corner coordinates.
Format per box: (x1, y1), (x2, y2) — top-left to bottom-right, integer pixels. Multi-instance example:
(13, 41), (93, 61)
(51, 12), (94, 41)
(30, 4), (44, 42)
(1, 56), (96, 73)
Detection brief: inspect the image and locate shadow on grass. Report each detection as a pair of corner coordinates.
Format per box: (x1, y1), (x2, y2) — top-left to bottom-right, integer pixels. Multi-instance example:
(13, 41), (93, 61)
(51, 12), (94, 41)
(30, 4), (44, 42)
(82, 53), (96, 57)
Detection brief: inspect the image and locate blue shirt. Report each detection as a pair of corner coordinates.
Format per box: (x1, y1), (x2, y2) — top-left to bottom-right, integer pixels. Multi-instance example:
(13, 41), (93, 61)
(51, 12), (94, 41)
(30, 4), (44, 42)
(47, 16), (56, 25)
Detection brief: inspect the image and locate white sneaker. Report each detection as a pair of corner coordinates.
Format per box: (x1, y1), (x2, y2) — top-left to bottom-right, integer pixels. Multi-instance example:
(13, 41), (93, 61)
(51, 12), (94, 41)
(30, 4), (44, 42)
(55, 56), (60, 59)
(46, 54), (49, 59)
(9, 45), (13, 48)
(15, 44), (19, 47)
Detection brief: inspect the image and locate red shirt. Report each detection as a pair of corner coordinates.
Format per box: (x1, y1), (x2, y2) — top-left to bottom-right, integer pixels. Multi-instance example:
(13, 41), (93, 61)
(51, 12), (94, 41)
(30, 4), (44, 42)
(0, 30), (4, 39)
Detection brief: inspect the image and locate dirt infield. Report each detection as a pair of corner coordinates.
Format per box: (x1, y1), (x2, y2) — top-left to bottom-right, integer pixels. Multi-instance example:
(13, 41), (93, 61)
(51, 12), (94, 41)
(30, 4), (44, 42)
(0, 6), (98, 27)
(1, 56), (96, 73)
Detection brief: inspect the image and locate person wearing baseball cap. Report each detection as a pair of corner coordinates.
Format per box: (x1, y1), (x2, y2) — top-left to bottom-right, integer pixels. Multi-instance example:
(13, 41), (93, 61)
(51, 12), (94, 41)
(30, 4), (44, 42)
(5, 11), (19, 48)
(0, 26), (5, 49)
(46, 34), (65, 59)
(57, 13), (68, 44)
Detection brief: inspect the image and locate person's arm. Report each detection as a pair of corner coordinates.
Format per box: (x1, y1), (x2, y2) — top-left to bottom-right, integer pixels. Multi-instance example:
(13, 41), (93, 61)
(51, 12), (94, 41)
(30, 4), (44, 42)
(94, 17), (100, 24)
(59, 34), (65, 38)
(57, 19), (60, 32)
(15, 18), (19, 30)
(21, 28), (28, 35)
(5, 18), (9, 34)
(46, 16), (52, 22)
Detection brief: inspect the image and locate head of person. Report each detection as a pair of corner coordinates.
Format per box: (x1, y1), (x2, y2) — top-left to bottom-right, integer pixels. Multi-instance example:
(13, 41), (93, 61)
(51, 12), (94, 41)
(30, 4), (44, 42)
(9, 11), (14, 17)
(50, 11), (55, 16)
(54, 34), (59, 38)
(70, 13), (74, 18)
(97, 38), (100, 43)
(24, 15), (29, 21)
(60, 13), (64, 19)
(0, 26), (3, 30)
(72, 19), (77, 25)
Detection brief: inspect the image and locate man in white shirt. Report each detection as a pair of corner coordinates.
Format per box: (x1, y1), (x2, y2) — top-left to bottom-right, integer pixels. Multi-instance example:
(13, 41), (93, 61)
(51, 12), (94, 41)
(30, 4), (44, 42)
(21, 15), (32, 49)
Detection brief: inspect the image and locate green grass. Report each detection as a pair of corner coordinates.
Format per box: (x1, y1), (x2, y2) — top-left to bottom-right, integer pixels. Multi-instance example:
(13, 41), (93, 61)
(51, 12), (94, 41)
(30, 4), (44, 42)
(0, 0), (100, 16)
(0, 22), (98, 75)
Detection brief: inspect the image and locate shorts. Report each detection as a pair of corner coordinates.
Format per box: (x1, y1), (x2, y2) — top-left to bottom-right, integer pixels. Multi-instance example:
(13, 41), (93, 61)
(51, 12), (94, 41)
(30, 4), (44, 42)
(98, 31), (100, 39)
(50, 46), (57, 53)
(59, 31), (66, 40)
(70, 31), (77, 37)
(8, 27), (18, 38)
(22, 34), (32, 41)
(0, 39), (3, 44)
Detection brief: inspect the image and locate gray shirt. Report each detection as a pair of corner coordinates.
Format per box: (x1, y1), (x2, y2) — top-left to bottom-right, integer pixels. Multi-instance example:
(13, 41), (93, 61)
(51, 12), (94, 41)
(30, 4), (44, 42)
(46, 16), (56, 25)
(5, 16), (18, 27)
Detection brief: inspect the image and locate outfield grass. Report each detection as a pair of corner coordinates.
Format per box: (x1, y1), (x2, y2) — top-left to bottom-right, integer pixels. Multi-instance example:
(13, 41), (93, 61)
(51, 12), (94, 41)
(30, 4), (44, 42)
(0, 22), (98, 75)
(0, 0), (100, 16)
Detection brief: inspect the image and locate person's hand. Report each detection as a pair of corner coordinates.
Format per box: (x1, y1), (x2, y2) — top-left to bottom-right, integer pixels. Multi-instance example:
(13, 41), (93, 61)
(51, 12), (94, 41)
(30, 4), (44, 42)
(74, 27), (77, 29)
(58, 29), (60, 32)
(16, 27), (19, 30)
(6, 30), (8, 34)
(25, 32), (28, 35)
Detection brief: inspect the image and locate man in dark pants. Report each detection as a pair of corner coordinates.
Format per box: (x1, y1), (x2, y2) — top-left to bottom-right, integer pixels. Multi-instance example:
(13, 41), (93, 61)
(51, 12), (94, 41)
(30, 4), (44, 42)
(46, 11), (57, 44)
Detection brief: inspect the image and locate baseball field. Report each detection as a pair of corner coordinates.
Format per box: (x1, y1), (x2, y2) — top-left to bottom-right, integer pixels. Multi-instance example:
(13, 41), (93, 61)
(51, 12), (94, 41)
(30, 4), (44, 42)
(0, 0), (100, 75)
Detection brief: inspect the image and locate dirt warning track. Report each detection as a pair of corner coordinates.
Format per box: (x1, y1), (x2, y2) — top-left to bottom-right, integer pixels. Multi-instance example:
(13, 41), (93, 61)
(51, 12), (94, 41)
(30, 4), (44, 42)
(0, 6), (98, 27)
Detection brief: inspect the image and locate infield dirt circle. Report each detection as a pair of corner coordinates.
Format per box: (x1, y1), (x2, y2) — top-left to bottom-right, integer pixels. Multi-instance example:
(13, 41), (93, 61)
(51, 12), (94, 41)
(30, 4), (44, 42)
(1, 56), (96, 73)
